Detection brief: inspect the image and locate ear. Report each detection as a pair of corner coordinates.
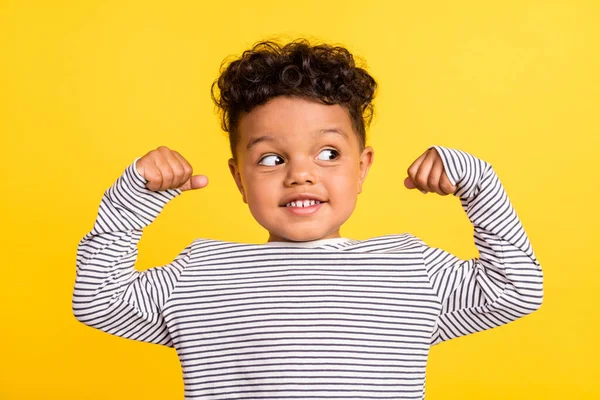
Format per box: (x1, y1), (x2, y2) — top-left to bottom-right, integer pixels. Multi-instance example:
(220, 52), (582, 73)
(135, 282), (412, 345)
(357, 146), (374, 194)
(228, 158), (247, 204)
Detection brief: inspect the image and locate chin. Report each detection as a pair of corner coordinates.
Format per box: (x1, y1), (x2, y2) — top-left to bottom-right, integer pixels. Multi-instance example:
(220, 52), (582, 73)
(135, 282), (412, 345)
(287, 235), (324, 243)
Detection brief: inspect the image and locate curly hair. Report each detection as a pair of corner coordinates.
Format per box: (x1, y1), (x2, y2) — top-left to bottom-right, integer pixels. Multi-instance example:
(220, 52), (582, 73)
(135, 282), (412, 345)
(211, 39), (377, 158)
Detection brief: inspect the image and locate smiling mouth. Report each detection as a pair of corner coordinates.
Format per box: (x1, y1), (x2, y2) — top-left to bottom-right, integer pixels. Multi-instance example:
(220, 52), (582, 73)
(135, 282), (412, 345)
(284, 200), (323, 208)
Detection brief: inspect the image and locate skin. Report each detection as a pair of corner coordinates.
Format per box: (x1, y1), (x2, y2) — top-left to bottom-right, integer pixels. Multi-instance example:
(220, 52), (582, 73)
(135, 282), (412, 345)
(227, 96), (374, 243)
(135, 95), (457, 243)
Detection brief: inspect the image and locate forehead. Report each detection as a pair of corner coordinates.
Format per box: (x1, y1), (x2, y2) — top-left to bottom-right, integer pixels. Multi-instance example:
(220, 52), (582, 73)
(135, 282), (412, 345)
(237, 96), (356, 144)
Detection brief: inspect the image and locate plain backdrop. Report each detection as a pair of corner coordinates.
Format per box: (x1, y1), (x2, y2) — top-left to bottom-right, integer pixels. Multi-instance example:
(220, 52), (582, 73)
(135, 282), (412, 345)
(1, 0), (598, 399)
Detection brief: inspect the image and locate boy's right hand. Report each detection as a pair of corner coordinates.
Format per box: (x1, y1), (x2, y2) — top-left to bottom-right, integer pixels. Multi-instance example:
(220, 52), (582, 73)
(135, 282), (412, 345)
(136, 146), (208, 192)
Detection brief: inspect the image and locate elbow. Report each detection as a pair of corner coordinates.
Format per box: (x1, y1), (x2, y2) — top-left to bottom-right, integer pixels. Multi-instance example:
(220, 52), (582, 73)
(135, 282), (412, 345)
(529, 290), (544, 314)
(72, 308), (87, 326)
(506, 272), (544, 318)
(71, 294), (91, 326)
(71, 287), (104, 328)
(534, 283), (544, 312)
(507, 291), (542, 321)
(517, 261), (544, 316)
(531, 265), (544, 312)
(519, 277), (544, 316)
(72, 299), (108, 330)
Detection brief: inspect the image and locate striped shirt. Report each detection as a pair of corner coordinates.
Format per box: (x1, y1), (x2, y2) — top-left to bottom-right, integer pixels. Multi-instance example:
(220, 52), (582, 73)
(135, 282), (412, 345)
(73, 145), (544, 399)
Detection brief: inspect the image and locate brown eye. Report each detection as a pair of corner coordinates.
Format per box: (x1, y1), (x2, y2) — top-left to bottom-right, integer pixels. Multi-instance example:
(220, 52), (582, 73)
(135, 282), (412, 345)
(316, 149), (339, 161)
(258, 154), (284, 166)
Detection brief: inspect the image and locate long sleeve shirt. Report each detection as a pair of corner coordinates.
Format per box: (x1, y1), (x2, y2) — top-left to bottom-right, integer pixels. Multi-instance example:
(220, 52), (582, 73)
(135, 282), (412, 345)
(72, 146), (543, 399)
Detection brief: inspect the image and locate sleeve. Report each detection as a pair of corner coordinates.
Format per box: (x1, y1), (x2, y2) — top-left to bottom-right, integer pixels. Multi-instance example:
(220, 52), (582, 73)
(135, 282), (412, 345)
(72, 157), (194, 347)
(421, 146), (544, 346)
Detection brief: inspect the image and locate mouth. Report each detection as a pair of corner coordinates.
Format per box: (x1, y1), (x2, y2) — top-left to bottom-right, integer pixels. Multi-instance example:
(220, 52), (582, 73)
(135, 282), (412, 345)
(284, 199), (323, 208)
(279, 193), (327, 208)
(281, 199), (325, 216)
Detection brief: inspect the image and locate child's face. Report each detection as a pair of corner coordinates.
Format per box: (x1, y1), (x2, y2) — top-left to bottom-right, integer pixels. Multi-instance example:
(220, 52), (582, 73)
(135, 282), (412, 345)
(228, 96), (374, 242)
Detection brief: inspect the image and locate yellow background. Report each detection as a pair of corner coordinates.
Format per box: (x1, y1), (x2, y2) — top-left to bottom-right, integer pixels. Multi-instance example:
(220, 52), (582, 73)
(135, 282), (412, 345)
(1, 0), (598, 398)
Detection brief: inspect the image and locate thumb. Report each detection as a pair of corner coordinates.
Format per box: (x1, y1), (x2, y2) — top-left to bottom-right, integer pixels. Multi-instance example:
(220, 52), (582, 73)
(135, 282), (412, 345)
(180, 175), (209, 191)
(404, 176), (428, 194)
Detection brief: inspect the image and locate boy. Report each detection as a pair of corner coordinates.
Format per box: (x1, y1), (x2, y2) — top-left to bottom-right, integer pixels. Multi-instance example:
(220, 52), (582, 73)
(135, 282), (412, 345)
(73, 39), (543, 399)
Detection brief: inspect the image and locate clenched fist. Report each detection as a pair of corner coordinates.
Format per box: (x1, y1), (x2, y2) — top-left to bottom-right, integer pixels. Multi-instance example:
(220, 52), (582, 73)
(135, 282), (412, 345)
(136, 146), (208, 192)
(404, 148), (457, 195)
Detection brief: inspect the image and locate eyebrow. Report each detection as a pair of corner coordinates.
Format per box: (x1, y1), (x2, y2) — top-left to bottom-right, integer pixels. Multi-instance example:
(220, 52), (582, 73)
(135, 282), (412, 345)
(246, 135), (278, 150)
(318, 128), (349, 140)
(245, 128), (349, 150)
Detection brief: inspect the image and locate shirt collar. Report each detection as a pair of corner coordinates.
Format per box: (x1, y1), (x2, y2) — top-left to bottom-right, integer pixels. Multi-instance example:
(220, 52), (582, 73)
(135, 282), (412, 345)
(262, 237), (352, 248)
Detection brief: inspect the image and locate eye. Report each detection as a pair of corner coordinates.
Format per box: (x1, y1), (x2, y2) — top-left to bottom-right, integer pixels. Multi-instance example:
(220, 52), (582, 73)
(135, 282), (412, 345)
(258, 154), (284, 166)
(316, 149), (340, 161)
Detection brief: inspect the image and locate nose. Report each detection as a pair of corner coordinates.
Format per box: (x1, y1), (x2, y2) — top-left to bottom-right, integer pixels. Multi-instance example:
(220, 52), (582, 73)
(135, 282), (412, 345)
(284, 158), (317, 187)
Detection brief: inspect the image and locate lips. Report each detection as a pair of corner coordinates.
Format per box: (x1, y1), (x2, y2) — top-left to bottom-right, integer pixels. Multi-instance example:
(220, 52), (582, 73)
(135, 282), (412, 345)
(285, 199), (321, 208)
(283, 200), (324, 216)
(279, 193), (327, 207)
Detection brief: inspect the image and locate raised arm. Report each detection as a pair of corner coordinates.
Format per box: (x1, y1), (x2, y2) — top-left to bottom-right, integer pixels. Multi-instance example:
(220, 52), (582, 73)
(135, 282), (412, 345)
(73, 147), (206, 346)
(410, 146), (544, 345)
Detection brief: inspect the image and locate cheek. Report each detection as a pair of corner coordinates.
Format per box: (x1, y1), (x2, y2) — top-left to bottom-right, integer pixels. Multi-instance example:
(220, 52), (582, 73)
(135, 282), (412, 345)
(244, 178), (278, 206)
(330, 167), (361, 191)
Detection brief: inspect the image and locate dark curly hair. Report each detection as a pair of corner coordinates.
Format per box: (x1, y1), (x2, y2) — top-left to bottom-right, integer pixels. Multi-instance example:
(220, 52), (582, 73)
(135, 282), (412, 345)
(211, 39), (377, 159)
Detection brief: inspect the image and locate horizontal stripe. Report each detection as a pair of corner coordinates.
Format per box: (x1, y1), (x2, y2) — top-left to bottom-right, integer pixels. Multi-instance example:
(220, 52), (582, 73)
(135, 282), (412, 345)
(72, 147), (544, 399)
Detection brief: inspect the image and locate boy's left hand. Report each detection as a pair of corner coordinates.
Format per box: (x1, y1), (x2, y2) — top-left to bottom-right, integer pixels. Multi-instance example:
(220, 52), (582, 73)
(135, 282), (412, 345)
(404, 148), (457, 196)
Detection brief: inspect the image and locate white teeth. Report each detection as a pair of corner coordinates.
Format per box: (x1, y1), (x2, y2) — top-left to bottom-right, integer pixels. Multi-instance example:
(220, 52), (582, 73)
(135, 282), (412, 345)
(285, 199), (321, 207)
